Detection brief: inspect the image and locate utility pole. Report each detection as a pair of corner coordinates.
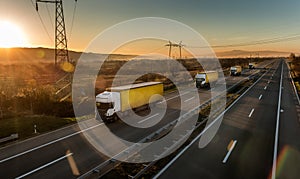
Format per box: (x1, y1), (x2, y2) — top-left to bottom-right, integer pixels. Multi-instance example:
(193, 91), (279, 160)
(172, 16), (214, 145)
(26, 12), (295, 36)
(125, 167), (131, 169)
(165, 41), (173, 58)
(36, 0), (74, 67)
(165, 41), (184, 59)
(178, 41), (184, 59)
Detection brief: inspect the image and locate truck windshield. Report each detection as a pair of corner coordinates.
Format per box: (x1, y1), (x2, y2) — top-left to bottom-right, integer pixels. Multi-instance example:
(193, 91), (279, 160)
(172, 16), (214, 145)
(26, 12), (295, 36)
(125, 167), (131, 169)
(96, 102), (113, 110)
(196, 78), (205, 82)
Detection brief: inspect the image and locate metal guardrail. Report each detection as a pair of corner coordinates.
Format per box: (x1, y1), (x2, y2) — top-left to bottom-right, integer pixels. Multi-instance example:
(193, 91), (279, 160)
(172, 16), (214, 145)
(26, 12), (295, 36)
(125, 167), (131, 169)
(0, 134), (18, 144)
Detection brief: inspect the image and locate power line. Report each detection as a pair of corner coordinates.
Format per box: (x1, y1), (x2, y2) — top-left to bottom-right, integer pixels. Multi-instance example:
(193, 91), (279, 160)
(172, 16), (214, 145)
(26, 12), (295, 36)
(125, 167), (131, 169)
(30, 0), (53, 43)
(46, 4), (54, 30)
(68, 0), (78, 43)
(147, 46), (166, 54)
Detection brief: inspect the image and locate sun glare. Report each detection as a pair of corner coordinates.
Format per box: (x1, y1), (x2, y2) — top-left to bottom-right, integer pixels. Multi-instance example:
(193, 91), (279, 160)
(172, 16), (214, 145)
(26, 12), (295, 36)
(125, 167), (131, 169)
(0, 21), (28, 48)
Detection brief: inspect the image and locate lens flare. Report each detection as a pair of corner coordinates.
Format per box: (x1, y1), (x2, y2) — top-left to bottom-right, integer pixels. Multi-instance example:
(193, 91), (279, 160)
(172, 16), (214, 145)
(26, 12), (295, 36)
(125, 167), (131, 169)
(0, 21), (28, 48)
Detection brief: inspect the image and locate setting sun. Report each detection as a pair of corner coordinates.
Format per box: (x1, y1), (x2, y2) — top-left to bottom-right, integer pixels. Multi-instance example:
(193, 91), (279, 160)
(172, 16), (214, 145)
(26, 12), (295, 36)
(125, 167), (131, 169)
(0, 21), (27, 48)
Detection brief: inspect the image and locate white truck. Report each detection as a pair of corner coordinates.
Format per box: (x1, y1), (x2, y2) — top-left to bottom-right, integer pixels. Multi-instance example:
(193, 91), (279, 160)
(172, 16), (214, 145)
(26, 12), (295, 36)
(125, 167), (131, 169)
(230, 66), (242, 76)
(195, 71), (218, 88)
(96, 82), (163, 122)
(249, 62), (257, 69)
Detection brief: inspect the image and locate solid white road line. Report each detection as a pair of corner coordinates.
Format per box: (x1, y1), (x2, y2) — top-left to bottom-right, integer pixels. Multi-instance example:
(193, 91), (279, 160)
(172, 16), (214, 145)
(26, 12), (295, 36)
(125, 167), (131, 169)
(222, 140), (237, 163)
(0, 123), (104, 163)
(138, 113), (160, 124)
(248, 108), (255, 118)
(271, 62), (283, 179)
(259, 94), (263, 100)
(15, 153), (73, 179)
(184, 96), (195, 103)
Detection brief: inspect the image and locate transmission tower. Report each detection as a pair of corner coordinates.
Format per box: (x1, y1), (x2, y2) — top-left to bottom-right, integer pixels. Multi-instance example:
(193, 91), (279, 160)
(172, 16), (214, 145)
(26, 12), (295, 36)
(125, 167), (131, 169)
(35, 0), (77, 102)
(165, 41), (184, 59)
(36, 0), (74, 66)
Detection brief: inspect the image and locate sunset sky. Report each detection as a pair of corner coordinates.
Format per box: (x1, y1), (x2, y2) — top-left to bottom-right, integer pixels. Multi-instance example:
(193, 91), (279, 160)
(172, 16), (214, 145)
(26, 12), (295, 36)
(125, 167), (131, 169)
(0, 0), (300, 56)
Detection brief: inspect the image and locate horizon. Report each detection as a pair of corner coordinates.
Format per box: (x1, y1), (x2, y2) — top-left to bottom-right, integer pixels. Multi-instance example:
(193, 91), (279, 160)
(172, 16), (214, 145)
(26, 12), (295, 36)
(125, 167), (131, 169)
(0, 46), (296, 60)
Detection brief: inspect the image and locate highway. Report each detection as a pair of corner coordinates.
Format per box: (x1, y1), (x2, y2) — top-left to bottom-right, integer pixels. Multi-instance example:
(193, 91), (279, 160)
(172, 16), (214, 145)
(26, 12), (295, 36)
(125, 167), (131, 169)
(155, 60), (300, 179)
(0, 59), (282, 178)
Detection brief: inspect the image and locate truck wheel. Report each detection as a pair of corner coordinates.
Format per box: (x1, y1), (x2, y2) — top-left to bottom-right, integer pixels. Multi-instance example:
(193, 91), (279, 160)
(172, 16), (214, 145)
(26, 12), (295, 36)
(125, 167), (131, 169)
(114, 114), (118, 121)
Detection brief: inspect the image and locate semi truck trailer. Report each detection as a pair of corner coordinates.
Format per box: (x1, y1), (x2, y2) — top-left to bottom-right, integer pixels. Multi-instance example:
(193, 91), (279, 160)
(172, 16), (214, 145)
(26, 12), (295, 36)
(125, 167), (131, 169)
(195, 71), (218, 88)
(230, 66), (242, 76)
(96, 82), (163, 122)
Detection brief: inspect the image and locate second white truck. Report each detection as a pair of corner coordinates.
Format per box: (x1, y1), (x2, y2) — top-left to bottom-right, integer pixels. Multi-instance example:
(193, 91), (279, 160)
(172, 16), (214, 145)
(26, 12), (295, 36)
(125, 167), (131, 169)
(230, 66), (242, 76)
(195, 71), (218, 88)
(249, 62), (257, 69)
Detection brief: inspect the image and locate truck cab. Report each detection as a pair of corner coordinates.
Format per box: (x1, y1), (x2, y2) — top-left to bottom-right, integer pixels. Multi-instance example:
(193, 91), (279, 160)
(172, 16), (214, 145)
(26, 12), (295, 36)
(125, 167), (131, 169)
(195, 73), (206, 88)
(230, 66), (242, 76)
(195, 71), (218, 88)
(96, 91), (120, 122)
(249, 63), (256, 69)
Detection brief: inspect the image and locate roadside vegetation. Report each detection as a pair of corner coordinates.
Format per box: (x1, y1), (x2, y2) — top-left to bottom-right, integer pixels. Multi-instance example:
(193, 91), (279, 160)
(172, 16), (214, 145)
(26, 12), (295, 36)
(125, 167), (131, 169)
(287, 53), (300, 93)
(0, 115), (76, 142)
(0, 78), (75, 143)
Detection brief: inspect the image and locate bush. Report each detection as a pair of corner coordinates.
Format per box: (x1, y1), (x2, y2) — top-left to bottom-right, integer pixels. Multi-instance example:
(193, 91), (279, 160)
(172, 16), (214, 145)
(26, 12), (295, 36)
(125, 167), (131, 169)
(0, 83), (75, 119)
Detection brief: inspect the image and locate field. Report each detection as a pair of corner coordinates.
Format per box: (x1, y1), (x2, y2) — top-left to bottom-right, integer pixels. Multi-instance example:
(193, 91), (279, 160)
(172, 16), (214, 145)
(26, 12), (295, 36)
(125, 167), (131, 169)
(0, 115), (76, 143)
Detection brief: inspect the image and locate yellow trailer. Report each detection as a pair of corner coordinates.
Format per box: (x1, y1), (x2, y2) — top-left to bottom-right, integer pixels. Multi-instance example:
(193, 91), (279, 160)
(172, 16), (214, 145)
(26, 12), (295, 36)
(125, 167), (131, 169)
(96, 82), (163, 122)
(112, 82), (163, 112)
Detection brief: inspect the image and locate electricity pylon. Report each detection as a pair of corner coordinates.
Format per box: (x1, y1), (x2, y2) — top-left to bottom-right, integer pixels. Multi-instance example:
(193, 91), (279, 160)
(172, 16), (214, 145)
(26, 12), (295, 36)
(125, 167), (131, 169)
(36, 0), (74, 66)
(165, 41), (184, 59)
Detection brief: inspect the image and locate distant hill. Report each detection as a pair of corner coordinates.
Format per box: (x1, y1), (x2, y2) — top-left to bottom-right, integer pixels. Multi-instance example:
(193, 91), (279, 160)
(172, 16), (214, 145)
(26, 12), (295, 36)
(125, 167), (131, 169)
(0, 47), (136, 64)
(216, 50), (292, 58)
(0, 48), (293, 63)
(0, 47), (134, 85)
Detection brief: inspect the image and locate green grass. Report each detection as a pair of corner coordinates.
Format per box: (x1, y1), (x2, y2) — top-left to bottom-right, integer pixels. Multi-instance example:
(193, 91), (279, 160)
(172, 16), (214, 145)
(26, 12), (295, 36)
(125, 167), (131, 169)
(0, 115), (77, 140)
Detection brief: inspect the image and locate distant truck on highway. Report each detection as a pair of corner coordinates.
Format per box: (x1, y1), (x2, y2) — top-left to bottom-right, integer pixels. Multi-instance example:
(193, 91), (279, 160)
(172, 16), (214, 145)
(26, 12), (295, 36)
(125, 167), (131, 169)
(96, 82), (163, 122)
(249, 62), (257, 69)
(230, 66), (242, 76)
(195, 71), (218, 88)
